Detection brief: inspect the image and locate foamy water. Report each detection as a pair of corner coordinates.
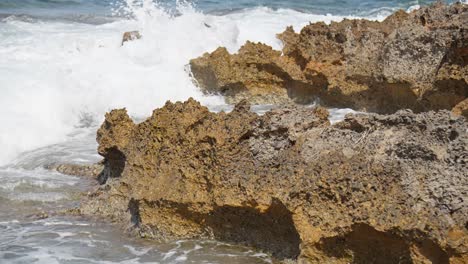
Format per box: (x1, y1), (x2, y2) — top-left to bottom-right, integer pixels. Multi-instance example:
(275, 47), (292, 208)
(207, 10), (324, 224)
(0, 217), (272, 264)
(0, 0), (382, 166)
(0, 117), (276, 263)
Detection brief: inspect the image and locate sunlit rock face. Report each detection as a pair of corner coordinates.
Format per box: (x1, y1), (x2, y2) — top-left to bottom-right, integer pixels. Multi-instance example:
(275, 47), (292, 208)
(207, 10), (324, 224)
(190, 3), (467, 114)
(81, 98), (467, 263)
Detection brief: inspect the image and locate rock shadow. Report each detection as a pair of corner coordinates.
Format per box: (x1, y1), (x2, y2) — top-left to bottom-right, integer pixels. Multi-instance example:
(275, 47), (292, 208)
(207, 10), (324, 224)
(206, 199), (301, 260)
(137, 199), (302, 261)
(317, 224), (449, 264)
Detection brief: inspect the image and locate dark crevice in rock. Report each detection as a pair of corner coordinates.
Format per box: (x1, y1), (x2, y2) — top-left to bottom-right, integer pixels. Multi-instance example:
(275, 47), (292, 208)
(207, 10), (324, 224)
(98, 148), (126, 184)
(220, 82), (248, 96)
(128, 199), (141, 227)
(286, 77), (327, 105)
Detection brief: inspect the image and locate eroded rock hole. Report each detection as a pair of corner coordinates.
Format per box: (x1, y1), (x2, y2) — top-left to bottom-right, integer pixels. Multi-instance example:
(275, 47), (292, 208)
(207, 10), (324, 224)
(98, 147), (126, 184)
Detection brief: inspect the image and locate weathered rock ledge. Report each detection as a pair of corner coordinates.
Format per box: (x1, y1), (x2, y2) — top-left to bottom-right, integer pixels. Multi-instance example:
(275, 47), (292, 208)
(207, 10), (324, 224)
(190, 3), (467, 116)
(80, 98), (467, 263)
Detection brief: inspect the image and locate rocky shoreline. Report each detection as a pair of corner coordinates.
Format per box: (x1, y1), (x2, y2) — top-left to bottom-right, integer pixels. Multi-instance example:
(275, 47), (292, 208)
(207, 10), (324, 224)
(190, 2), (467, 116)
(67, 98), (466, 263)
(49, 2), (468, 263)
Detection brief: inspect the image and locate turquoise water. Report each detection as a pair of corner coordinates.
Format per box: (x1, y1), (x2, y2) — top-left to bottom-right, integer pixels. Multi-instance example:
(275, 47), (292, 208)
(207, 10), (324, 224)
(0, 0), (462, 17)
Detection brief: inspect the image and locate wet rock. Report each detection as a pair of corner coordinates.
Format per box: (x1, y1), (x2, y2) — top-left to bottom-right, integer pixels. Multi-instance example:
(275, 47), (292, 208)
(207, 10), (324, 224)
(121, 31), (141, 46)
(47, 163), (104, 178)
(81, 99), (467, 263)
(190, 3), (467, 113)
(27, 211), (49, 220)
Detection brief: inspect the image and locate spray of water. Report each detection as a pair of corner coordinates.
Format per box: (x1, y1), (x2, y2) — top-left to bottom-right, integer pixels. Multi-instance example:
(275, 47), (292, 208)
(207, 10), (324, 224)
(0, 0), (385, 166)
(0, 0), (220, 166)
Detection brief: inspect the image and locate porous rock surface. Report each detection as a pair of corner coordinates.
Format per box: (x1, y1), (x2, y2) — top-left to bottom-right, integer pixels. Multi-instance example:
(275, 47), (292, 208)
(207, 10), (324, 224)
(80, 98), (468, 263)
(189, 3), (467, 113)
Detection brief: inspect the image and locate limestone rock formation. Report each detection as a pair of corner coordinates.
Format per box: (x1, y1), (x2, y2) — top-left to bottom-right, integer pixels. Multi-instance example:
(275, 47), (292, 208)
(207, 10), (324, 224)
(190, 3), (467, 113)
(189, 42), (305, 105)
(81, 99), (467, 263)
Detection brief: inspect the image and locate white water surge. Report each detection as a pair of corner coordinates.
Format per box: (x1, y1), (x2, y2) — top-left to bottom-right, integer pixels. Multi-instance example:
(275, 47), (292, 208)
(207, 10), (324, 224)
(0, 0), (374, 166)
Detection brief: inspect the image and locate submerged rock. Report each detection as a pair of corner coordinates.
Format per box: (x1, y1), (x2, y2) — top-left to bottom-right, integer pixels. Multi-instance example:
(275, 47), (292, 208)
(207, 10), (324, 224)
(80, 98), (467, 263)
(121, 31), (142, 46)
(47, 163), (104, 178)
(190, 3), (467, 113)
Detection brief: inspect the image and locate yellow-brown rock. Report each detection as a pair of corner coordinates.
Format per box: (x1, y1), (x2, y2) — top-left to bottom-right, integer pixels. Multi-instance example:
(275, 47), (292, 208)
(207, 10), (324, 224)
(190, 42), (300, 104)
(452, 98), (468, 119)
(190, 3), (468, 113)
(81, 99), (468, 263)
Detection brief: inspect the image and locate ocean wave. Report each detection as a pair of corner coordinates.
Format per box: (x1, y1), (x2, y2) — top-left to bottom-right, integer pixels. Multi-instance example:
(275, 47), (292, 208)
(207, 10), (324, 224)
(1, 0), (463, 25)
(0, 13), (119, 25)
(0, 0), (100, 9)
(1, 0), (463, 18)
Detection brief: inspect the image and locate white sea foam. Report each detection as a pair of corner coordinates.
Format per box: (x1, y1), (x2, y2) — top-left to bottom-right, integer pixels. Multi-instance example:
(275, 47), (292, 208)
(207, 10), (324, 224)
(407, 4), (421, 12)
(0, 1), (388, 166)
(0, 167), (83, 203)
(1, 223), (273, 264)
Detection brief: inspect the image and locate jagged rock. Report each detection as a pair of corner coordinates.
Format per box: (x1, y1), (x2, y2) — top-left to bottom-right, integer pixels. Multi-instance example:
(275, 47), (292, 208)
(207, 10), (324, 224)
(80, 99), (467, 263)
(121, 31), (141, 46)
(190, 3), (467, 113)
(189, 42), (296, 104)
